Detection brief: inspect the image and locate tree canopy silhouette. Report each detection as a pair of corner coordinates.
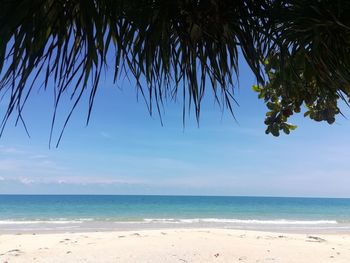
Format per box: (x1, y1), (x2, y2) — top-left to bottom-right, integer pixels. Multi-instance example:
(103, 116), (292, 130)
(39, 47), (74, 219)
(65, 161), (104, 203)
(1, 0), (350, 145)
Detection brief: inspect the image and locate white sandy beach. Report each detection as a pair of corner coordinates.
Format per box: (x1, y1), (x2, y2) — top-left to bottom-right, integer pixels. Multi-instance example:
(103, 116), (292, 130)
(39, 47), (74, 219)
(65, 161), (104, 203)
(1, 228), (350, 262)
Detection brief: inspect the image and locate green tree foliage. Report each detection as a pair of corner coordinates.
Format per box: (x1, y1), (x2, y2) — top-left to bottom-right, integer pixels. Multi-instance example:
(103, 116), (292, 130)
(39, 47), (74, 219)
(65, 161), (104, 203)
(255, 0), (350, 136)
(0, 0), (349, 144)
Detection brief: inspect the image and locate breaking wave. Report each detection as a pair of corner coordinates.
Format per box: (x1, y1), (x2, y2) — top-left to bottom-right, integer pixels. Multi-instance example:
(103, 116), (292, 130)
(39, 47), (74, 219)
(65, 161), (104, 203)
(142, 218), (338, 225)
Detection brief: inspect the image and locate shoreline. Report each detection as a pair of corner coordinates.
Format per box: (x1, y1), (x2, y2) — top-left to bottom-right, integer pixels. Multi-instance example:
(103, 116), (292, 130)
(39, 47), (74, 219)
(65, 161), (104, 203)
(1, 219), (350, 235)
(1, 221), (350, 235)
(1, 228), (350, 262)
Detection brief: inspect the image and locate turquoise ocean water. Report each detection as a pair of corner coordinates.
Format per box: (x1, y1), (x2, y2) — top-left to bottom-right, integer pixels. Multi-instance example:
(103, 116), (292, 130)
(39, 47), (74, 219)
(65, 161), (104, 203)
(1, 195), (350, 232)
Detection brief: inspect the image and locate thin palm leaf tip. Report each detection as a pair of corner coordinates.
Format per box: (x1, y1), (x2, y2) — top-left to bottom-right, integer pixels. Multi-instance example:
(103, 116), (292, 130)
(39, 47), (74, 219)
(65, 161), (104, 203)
(1, 0), (350, 145)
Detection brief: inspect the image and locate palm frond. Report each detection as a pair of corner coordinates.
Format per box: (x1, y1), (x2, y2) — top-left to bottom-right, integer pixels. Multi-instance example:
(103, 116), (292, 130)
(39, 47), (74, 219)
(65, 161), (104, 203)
(2, 0), (350, 142)
(0, 0), (269, 145)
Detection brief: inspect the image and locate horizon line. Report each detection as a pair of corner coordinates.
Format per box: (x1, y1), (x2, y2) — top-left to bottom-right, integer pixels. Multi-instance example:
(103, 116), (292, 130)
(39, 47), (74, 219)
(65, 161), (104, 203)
(0, 194), (349, 199)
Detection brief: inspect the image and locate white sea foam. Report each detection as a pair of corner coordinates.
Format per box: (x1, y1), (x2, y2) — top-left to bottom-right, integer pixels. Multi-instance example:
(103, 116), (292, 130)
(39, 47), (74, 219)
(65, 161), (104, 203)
(0, 218), (93, 225)
(143, 218), (338, 225)
(0, 218), (339, 225)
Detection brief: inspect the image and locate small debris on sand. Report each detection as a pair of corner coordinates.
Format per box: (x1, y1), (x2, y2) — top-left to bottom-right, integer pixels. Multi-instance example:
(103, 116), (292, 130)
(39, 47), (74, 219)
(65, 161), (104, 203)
(307, 236), (326, 243)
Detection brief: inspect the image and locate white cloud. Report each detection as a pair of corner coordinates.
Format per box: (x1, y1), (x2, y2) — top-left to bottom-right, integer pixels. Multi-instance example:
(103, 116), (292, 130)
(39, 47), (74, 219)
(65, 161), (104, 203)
(0, 176), (146, 187)
(18, 177), (34, 185)
(29, 154), (48, 159)
(0, 159), (20, 172)
(100, 131), (112, 139)
(0, 146), (25, 154)
(51, 176), (146, 186)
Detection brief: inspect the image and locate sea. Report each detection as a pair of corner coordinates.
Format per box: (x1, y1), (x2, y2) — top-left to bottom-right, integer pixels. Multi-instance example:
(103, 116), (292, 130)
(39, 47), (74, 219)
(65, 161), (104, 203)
(1, 195), (350, 233)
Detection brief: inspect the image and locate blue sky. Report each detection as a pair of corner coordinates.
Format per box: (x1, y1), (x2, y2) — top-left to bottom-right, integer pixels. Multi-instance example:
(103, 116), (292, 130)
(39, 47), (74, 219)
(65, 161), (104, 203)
(1, 59), (350, 197)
